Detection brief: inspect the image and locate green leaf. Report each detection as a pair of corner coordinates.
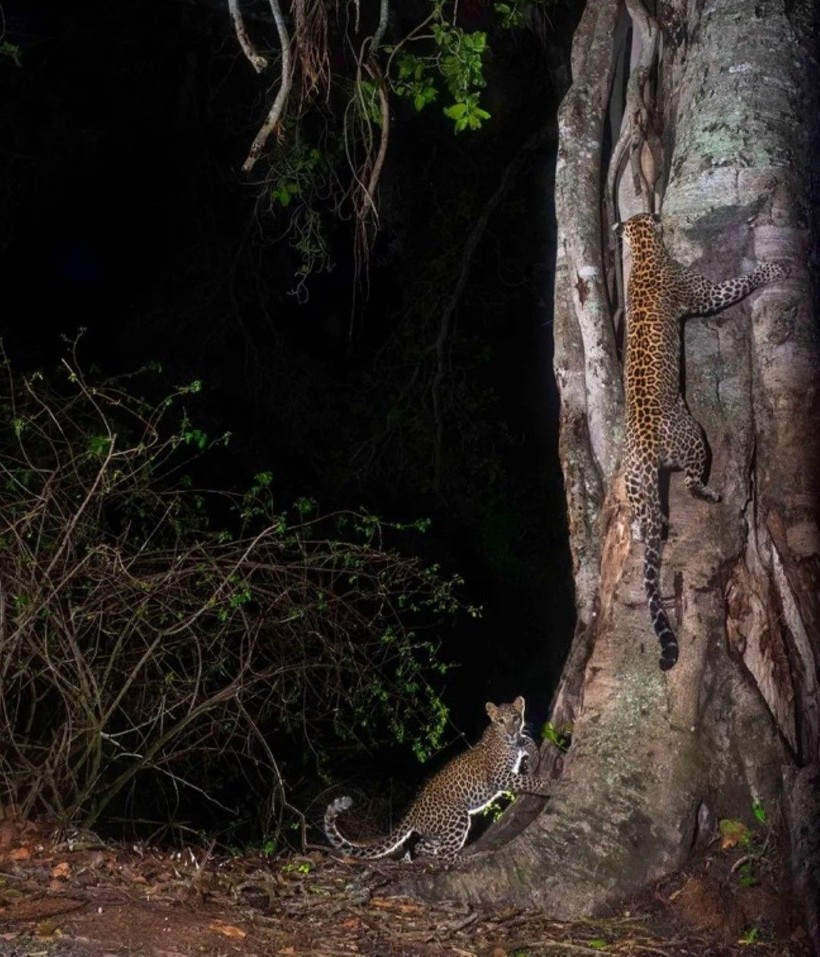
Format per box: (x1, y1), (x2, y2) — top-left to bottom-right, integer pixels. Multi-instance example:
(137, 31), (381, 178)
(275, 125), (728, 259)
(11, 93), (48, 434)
(443, 103), (468, 120)
(719, 818), (749, 848)
(739, 926), (760, 944)
(183, 428), (208, 450)
(494, 1), (525, 28)
(467, 107), (491, 128)
(0, 41), (22, 67)
(87, 434), (112, 457)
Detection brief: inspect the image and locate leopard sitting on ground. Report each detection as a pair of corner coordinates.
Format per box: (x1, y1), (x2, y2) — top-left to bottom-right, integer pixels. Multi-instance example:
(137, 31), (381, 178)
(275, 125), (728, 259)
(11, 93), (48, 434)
(619, 213), (790, 670)
(324, 696), (549, 864)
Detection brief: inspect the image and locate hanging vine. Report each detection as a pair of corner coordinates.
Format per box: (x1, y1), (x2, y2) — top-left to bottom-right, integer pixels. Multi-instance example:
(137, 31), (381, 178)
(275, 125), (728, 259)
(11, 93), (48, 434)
(228, 0), (508, 294)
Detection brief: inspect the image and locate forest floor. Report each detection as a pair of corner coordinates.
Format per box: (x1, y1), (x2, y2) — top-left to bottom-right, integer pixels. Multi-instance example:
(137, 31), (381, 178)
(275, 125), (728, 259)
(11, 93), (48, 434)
(0, 818), (811, 957)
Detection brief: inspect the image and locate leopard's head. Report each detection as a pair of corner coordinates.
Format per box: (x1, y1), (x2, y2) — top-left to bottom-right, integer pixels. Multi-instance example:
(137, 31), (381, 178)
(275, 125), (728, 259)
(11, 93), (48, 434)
(619, 212), (662, 254)
(485, 697), (526, 739)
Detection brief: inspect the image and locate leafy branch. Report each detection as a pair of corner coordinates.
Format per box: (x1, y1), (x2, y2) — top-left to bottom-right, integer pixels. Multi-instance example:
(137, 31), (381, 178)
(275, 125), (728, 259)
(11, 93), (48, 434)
(232, 0), (502, 290)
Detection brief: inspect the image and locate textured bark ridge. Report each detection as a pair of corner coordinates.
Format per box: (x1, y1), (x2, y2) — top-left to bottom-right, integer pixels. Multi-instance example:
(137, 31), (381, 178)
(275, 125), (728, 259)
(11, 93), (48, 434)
(396, 0), (820, 927)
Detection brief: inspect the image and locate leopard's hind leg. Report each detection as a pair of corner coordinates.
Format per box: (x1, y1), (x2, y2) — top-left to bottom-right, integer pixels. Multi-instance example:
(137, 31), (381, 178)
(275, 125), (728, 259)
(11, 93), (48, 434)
(415, 809), (470, 864)
(661, 398), (721, 503)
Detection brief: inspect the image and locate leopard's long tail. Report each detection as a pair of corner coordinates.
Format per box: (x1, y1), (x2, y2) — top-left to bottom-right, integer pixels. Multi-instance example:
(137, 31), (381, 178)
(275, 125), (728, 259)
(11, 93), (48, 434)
(643, 514), (678, 670)
(324, 796), (412, 859)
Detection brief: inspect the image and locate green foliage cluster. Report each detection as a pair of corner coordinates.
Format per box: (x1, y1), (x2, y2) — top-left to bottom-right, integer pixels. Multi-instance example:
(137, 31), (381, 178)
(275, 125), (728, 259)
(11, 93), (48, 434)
(264, 130), (340, 297)
(0, 346), (467, 841)
(493, 0), (530, 30)
(718, 801), (777, 889)
(389, 9), (490, 133)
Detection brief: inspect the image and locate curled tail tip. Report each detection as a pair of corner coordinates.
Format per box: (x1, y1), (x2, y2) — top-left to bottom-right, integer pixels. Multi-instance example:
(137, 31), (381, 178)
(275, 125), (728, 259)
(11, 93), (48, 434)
(658, 628), (679, 670)
(325, 796), (355, 837)
(324, 796), (357, 853)
(659, 645), (679, 671)
(329, 795), (354, 814)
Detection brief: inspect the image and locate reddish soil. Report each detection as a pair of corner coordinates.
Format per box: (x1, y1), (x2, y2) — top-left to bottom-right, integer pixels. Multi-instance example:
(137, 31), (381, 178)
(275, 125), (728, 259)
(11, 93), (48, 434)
(0, 819), (811, 956)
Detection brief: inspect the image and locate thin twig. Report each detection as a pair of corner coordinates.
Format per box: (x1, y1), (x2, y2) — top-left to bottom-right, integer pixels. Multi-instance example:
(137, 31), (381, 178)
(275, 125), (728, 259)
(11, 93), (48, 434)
(371, 0), (389, 54)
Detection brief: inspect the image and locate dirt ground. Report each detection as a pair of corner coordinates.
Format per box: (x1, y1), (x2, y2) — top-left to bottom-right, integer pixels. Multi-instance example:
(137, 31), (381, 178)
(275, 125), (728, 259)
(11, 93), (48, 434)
(0, 819), (811, 957)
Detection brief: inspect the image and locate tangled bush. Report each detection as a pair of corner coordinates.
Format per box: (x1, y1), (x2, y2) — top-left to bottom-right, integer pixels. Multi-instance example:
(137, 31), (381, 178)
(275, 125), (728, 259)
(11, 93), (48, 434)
(0, 347), (466, 841)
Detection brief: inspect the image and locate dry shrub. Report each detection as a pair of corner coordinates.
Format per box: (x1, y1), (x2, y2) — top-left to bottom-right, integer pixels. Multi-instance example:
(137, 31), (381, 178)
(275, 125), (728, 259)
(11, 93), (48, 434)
(0, 346), (463, 842)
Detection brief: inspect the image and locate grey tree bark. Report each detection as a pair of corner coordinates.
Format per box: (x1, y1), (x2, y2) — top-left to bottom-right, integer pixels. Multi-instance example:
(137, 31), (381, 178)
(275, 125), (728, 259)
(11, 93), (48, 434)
(399, 0), (820, 940)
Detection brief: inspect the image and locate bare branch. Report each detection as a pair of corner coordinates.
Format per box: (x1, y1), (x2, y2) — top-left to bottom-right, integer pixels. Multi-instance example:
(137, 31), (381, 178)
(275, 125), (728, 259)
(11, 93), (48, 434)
(242, 0), (293, 172)
(227, 0), (269, 74)
(371, 0), (389, 54)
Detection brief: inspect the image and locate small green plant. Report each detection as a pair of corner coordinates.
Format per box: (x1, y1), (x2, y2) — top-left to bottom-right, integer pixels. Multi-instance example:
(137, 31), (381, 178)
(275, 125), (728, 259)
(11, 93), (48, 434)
(719, 800), (777, 889)
(541, 720), (572, 751)
(739, 926), (760, 945)
(752, 799), (768, 824)
(479, 791), (513, 822)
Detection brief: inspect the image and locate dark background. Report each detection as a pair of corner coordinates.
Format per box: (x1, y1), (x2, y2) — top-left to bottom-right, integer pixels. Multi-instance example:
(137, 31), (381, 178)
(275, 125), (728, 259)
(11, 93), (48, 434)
(0, 0), (579, 793)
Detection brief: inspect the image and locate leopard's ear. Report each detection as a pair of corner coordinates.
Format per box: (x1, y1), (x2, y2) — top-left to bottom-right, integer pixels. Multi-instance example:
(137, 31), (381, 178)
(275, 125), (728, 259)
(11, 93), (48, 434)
(485, 701), (499, 719)
(513, 696), (525, 714)
(612, 220), (624, 234)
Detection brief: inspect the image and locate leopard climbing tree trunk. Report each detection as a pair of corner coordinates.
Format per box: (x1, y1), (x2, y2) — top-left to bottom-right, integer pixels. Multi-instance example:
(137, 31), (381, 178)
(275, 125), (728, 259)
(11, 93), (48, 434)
(400, 0), (820, 934)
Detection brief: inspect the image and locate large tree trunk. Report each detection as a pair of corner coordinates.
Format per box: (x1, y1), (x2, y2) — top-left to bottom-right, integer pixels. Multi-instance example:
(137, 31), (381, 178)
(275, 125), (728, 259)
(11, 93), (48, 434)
(399, 0), (820, 938)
